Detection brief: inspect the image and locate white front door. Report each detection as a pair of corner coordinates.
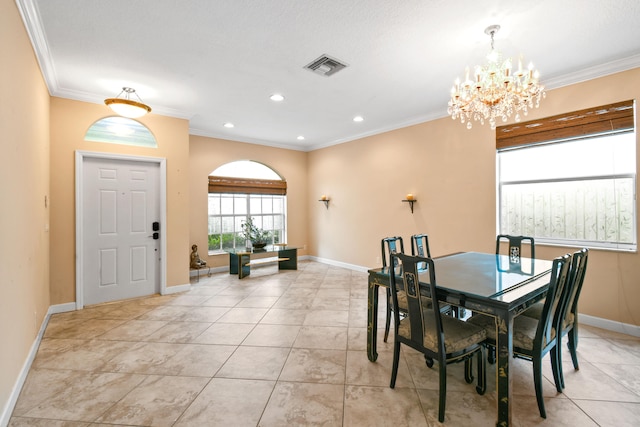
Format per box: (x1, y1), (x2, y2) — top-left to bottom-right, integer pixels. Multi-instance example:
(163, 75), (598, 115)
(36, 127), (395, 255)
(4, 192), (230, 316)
(81, 156), (161, 305)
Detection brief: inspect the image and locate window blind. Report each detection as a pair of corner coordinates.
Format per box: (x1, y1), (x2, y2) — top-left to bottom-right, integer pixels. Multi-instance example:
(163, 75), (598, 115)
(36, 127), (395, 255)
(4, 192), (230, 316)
(496, 100), (635, 150)
(208, 176), (287, 195)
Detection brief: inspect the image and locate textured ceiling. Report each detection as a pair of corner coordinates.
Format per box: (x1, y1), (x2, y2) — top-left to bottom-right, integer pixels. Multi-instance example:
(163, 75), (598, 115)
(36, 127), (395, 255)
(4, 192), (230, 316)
(19, 0), (640, 151)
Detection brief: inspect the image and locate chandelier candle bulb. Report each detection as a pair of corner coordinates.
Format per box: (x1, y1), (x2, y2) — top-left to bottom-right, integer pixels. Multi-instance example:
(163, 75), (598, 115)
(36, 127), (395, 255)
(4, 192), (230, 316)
(321, 195), (327, 201)
(406, 194), (414, 201)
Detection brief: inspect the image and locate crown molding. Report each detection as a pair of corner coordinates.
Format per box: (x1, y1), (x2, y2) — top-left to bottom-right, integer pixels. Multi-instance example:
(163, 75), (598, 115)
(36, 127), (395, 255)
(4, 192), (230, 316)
(16, 0), (58, 95)
(544, 53), (640, 89)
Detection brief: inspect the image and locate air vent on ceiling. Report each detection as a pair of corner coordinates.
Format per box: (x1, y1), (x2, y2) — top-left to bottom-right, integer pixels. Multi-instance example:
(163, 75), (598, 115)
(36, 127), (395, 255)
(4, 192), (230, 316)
(304, 54), (348, 77)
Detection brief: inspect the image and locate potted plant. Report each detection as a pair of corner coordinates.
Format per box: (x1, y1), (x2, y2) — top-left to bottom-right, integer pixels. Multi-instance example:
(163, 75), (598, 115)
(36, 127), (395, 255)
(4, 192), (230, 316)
(240, 217), (270, 249)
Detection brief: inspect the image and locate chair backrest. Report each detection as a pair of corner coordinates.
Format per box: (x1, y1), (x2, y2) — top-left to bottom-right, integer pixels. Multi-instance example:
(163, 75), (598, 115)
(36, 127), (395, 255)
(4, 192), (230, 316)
(389, 252), (444, 355)
(535, 253), (572, 349)
(558, 248), (589, 328)
(381, 236), (405, 268)
(411, 234), (432, 258)
(496, 234), (535, 263)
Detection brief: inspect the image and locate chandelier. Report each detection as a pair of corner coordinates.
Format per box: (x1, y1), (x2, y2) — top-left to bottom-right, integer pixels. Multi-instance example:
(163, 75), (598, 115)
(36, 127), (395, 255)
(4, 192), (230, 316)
(104, 87), (152, 118)
(447, 25), (545, 129)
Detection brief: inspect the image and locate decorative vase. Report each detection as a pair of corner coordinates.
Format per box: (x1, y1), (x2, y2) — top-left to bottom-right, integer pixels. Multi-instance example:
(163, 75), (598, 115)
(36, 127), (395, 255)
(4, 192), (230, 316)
(252, 242), (267, 249)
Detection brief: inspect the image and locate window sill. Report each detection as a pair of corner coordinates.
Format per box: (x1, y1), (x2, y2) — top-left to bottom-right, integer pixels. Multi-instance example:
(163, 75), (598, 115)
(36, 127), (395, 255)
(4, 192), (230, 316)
(534, 238), (637, 253)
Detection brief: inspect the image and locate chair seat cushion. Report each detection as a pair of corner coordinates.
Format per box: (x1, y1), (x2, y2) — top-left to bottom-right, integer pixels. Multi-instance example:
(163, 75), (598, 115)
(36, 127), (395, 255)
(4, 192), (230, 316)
(521, 303), (575, 330)
(521, 302), (544, 319)
(393, 293), (432, 312)
(467, 314), (556, 351)
(398, 309), (486, 354)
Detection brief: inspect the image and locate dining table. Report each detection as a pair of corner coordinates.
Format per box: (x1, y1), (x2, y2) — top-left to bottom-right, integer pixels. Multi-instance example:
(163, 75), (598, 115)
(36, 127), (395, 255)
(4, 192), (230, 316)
(367, 251), (554, 427)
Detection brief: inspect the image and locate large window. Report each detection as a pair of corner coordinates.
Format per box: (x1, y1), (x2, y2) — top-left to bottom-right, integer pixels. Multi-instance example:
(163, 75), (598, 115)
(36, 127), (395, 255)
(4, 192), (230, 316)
(207, 161), (287, 252)
(497, 101), (637, 251)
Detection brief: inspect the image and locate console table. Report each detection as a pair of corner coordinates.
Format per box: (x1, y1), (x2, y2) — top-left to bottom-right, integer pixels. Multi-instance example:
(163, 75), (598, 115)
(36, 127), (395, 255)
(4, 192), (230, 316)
(227, 245), (298, 279)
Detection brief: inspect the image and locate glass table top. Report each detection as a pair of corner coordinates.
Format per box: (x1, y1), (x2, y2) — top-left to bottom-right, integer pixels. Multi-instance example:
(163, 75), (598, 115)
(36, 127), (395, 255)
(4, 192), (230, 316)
(380, 252), (554, 300)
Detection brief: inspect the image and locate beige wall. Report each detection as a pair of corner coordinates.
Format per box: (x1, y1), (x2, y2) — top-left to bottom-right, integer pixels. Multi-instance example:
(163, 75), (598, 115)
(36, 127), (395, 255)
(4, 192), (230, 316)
(49, 98), (191, 304)
(189, 135), (308, 268)
(0, 0), (51, 414)
(308, 68), (640, 327)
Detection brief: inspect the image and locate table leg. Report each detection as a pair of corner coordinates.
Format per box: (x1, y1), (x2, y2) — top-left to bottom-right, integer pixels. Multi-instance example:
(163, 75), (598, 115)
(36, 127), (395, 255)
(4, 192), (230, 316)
(229, 253), (239, 275)
(238, 253), (251, 279)
(367, 279), (379, 362)
(495, 311), (514, 427)
(278, 248), (297, 270)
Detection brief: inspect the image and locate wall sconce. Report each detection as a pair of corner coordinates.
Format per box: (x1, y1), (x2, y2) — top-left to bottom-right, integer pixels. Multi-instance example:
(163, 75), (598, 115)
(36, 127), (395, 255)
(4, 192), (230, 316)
(402, 193), (416, 213)
(319, 195), (330, 209)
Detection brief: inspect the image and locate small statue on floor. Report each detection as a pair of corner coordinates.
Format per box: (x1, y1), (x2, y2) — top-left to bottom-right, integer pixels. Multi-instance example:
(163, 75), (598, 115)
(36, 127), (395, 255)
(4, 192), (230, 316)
(190, 244), (207, 269)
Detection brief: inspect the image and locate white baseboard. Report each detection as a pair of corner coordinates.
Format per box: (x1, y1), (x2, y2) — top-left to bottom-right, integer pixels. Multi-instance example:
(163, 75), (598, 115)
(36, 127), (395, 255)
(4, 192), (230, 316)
(189, 265), (228, 278)
(163, 283), (191, 295)
(49, 302), (77, 314)
(307, 255), (370, 273)
(0, 310), (52, 427)
(579, 314), (640, 337)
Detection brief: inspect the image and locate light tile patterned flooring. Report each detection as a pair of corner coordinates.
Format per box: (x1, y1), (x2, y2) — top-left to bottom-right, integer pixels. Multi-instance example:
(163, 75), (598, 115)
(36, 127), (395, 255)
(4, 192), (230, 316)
(9, 261), (640, 426)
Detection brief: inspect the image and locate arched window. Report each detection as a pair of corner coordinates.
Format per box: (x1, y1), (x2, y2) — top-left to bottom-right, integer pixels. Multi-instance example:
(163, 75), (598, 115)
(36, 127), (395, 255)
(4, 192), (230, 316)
(208, 161), (287, 252)
(85, 116), (157, 148)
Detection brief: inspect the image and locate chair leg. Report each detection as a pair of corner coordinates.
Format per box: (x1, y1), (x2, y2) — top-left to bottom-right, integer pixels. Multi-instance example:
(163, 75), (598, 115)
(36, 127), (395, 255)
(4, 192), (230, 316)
(424, 355), (434, 368)
(384, 288), (391, 343)
(568, 327), (580, 370)
(464, 357), (474, 384)
(550, 344), (563, 393)
(487, 345), (495, 364)
(438, 362), (447, 423)
(533, 356), (547, 418)
(476, 347), (486, 395)
(390, 341), (401, 388)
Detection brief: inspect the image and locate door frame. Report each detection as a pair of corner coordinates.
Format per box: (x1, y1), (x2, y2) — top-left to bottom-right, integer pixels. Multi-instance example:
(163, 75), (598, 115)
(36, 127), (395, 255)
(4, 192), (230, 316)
(75, 150), (167, 309)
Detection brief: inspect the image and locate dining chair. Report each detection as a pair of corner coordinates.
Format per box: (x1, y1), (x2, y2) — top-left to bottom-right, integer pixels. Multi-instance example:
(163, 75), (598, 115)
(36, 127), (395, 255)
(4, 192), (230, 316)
(522, 247), (589, 389)
(468, 253), (571, 419)
(381, 236), (406, 342)
(389, 252), (487, 423)
(496, 234), (535, 263)
(411, 233), (432, 258)
(411, 233), (463, 319)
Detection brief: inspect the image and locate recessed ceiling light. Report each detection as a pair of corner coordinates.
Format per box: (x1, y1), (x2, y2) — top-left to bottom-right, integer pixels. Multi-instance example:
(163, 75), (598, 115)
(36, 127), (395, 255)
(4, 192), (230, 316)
(223, 122), (235, 128)
(353, 116), (364, 122)
(297, 136), (305, 140)
(270, 94), (285, 102)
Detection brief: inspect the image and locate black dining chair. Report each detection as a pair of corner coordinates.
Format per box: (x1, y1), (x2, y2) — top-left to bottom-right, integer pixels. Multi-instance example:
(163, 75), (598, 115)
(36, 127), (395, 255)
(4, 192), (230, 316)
(411, 233), (432, 258)
(468, 253), (572, 419)
(381, 236), (405, 342)
(522, 247), (589, 389)
(411, 233), (462, 318)
(389, 252), (486, 423)
(496, 234), (535, 262)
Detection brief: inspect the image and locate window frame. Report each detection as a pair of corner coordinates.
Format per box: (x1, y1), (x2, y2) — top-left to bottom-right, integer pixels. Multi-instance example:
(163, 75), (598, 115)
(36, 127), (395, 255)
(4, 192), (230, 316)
(496, 101), (637, 252)
(207, 192), (287, 254)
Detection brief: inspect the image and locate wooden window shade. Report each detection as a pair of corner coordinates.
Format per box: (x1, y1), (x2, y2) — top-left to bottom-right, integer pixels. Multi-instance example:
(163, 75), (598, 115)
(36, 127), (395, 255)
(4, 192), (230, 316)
(496, 100), (635, 150)
(208, 176), (287, 195)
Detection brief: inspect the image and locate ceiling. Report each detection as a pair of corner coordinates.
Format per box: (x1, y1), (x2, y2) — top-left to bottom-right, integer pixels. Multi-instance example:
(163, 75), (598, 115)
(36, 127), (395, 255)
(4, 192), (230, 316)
(19, 0), (640, 151)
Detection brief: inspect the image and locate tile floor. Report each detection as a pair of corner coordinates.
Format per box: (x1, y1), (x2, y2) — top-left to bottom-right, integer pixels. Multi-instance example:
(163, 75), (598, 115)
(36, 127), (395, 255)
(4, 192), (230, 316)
(9, 261), (640, 426)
